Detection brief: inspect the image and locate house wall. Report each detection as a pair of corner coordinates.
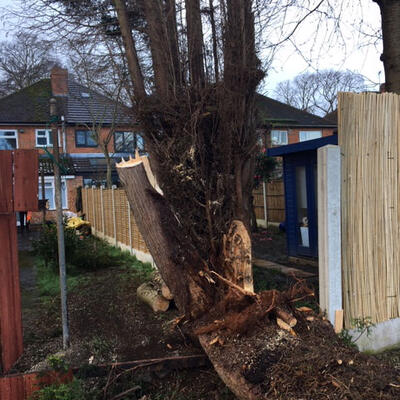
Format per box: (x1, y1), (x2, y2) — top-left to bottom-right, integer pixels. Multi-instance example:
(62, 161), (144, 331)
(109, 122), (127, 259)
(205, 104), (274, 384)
(260, 127), (335, 148)
(30, 176), (83, 224)
(287, 127), (334, 144)
(66, 126), (113, 154)
(0, 125), (63, 155)
(0, 124), (138, 154)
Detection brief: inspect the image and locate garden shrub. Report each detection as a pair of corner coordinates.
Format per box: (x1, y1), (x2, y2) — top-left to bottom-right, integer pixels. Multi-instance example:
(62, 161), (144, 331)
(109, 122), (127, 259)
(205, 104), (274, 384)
(30, 379), (87, 400)
(33, 224), (121, 271)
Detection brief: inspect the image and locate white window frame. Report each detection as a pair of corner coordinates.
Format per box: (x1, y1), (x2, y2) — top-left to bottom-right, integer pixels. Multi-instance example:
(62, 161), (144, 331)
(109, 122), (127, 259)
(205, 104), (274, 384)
(271, 130), (288, 146)
(35, 129), (61, 148)
(0, 129), (18, 149)
(299, 130), (322, 142)
(38, 176), (69, 210)
(35, 129), (52, 147)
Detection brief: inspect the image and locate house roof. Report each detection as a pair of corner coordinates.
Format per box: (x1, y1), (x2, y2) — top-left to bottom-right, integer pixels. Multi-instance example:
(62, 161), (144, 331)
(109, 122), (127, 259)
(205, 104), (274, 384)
(0, 78), (132, 126)
(0, 79), (66, 124)
(267, 134), (338, 157)
(0, 80), (333, 129)
(324, 109), (338, 124)
(255, 94), (337, 128)
(66, 80), (131, 125)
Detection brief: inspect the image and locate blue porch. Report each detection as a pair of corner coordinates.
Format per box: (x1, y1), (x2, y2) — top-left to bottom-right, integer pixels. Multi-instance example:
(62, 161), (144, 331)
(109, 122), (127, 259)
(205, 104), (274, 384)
(267, 135), (338, 259)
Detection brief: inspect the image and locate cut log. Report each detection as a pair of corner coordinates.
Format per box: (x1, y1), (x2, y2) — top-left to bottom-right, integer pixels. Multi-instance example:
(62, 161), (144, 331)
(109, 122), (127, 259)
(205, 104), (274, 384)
(276, 307), (297, 328)
(153, 270), (174, 300)
(137, 282), (170, 312)
(161, 283), (174, 301)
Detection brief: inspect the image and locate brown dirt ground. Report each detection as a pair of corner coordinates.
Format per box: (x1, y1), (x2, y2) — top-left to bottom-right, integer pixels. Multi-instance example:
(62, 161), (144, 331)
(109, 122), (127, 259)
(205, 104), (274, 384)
(12, 246), (400, 400)
(200, 305), (400, 400)
(13, 262), (201, 373)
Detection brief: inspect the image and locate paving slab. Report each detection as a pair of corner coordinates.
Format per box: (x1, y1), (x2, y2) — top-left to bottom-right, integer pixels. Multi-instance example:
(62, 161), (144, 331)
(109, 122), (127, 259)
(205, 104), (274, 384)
(252, 258), (316, 278)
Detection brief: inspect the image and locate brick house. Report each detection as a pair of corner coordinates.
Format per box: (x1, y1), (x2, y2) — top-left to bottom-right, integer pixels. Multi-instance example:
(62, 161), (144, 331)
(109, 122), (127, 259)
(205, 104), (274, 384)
(255, 94), (337, 148)
(0, 67), (141, 223)
(252, 94), (337, 227)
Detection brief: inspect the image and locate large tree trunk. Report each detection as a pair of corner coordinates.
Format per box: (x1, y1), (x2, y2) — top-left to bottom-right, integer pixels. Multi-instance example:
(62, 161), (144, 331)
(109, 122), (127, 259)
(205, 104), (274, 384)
(375, 0), (400, 93)
(116, 155), (302, 400)
(117, 157), (216, 318)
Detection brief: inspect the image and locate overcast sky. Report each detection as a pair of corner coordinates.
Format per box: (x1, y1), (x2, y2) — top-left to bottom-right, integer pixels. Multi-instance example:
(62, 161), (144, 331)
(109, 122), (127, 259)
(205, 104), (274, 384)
(0, 0), (384, 96)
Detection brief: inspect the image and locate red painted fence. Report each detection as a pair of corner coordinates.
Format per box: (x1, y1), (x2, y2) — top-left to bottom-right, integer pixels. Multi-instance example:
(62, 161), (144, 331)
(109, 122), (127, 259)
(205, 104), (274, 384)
(0, 370), (73, 400)
(0, 150), (38, 375)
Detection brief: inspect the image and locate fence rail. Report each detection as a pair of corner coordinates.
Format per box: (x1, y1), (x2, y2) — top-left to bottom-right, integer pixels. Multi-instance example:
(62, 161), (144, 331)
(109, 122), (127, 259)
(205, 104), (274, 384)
(82, 187), (152, 264)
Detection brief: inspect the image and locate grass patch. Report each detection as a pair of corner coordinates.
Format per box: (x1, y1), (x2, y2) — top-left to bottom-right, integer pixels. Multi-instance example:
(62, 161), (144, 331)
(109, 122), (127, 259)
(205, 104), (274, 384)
(253, 266), (290, 292)
(34, 230), (155, 299)
(36, 260), (87, 298)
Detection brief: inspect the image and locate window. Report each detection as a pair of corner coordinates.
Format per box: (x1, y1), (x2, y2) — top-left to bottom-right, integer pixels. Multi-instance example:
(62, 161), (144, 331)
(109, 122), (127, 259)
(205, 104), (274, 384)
(114, 131), (144, 153)
(36, 129), (53, 147)
(271, 130), (288, 146)
(0, 130), (17, 150)
(299, 131), (322, 142)
(38, 178), (68, 210)
(75, 130), (97, 147)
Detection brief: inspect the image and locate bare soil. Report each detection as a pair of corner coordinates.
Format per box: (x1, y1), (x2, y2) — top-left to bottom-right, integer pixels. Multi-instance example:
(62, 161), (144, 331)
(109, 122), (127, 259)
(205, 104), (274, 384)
(13, 245), (400, 400)
(201, 307), (400, 400)
(13, 260), (201, 373)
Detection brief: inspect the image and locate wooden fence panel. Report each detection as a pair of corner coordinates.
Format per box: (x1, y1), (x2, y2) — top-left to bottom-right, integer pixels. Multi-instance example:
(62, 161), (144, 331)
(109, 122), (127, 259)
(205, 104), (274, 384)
(339, 92), (400, 326)
(82, 188), (149, 256)
(13, 150), (39, 212)
(0, 214), (23, 374)
(0, 151), (13, 213)
(0, 370), (73, 400)
(252, 180), (285, 223)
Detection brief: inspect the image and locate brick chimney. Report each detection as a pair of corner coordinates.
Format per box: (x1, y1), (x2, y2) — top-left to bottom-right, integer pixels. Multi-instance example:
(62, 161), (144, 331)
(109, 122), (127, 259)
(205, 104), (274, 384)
(50, 66), (68, 96)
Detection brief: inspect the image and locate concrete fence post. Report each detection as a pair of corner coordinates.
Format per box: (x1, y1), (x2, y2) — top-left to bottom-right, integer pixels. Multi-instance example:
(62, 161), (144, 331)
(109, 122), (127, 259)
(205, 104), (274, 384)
(100, 186), (105, 237)
(262, 181), (268, 227)
(318, 144), (342, 327)
(112, 186), (117, 245)
(127, 200), (133, 254)
(91, 186), (96, 231)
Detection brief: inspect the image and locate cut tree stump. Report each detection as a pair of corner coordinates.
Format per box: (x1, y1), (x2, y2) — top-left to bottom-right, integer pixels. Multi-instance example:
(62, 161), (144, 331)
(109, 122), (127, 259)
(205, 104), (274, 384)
(137, 283), (170, 312)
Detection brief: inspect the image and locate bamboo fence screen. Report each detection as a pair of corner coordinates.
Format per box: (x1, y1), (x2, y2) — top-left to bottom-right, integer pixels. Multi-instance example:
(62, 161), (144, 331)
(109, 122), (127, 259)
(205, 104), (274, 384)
(339, 92), (400, 326)
(82, 187), (149, 258)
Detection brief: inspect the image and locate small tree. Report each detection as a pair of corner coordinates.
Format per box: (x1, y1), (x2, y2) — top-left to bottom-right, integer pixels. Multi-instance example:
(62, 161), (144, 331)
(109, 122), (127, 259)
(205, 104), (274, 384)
(275, 69), (368, 116)
(0, 31), (56, 96)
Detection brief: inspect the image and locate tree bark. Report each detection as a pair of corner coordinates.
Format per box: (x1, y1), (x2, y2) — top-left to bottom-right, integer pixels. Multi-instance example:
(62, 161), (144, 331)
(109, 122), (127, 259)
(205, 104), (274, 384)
(113, 0), (146, 100)
(142, 0), (171, 98)
(209, 0), (219, 81)
(185, 0), (205, 88)
(103, 146), (113, 188)
(375, 0), (400, 93)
